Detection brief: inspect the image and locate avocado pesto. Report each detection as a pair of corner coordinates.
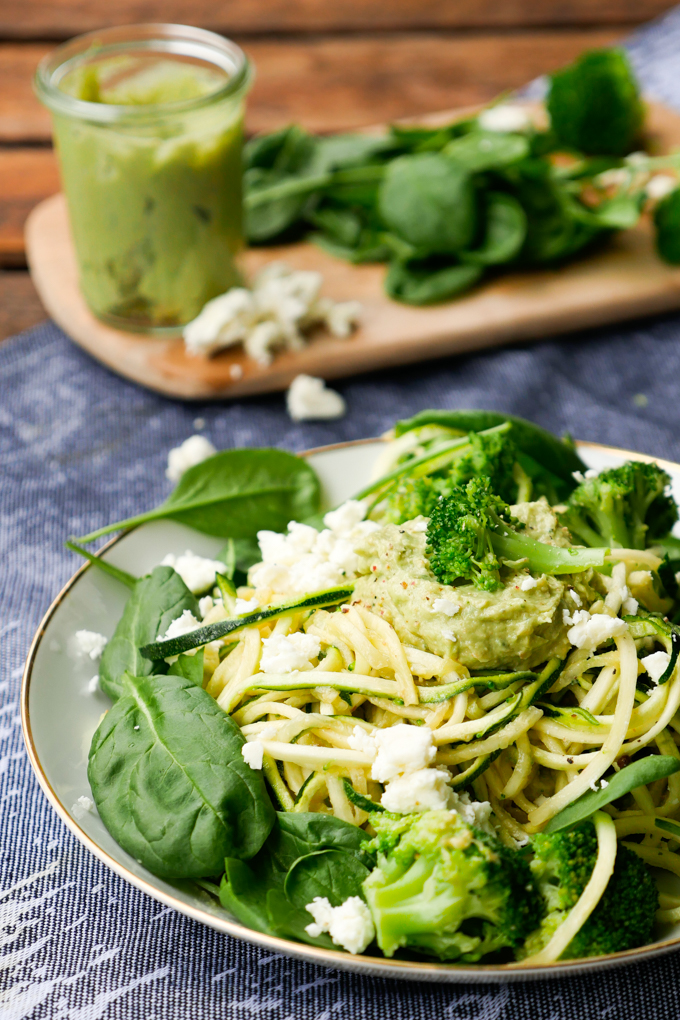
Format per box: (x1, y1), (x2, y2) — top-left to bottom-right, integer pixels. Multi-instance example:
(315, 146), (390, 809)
(68, 407), (680, 966)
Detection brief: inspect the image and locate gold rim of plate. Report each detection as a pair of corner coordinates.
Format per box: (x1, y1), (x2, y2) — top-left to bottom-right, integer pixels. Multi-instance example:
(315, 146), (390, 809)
(20, 438), (680, 983)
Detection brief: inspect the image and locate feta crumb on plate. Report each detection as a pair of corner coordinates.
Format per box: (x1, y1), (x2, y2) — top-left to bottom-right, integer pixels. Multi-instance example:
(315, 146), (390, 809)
(72, 795), (95, 819)
(166, 434), (216, 483)
(641, 650), (671, 684)
(73, 630), (107, 661)
(286, 375), (346, 422)
(183, 262), (361, 364)
(477, 104), (532, 133)
(348, 723), (436, 784)
(260, 632), (321, 673)
(161, 550), (226, 594)
(242, 740), (265, 770)
(305, 896), (375, 954)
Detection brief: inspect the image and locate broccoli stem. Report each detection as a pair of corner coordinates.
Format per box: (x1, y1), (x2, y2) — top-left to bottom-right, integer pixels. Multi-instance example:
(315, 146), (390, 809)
(491, 532), (606, 574)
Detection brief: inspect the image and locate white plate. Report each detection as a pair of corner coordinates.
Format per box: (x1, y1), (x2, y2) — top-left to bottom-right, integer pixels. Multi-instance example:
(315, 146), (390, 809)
(20, 437), (680, 983)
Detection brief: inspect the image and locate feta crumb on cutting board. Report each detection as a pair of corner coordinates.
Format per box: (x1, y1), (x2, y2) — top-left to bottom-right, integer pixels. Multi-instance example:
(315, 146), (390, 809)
(183, 262), (361, 364)
(286, 375), (346, 421)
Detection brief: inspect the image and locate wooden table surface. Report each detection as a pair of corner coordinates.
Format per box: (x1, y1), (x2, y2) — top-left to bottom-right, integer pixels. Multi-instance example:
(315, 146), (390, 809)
(0, 0), (675, 340)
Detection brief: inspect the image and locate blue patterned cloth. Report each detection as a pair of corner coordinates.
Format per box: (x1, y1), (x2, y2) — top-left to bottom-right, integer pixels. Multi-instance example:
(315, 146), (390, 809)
(6, 10), (680, 1017)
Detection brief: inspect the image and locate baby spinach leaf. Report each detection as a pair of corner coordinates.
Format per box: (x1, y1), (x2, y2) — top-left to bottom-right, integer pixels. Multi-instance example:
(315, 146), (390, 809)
(379, 153), (477, 254)
(75, 449), (321, 545)
(168, 648), (204, 687)
(543, 755), (680, 833)
(65, 540), (136, 589)
(88, 672), (275, 879)
(385, 258), (482, 305)
(99, 566), (198, 702)
(461, 192), (527, 266)
(394, 408), (587, 485)
(219, 812), (374, 943)
(445, 130), (529, 172)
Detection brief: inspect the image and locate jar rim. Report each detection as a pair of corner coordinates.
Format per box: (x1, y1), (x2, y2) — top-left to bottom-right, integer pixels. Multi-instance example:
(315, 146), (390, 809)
(34, 23), (252, 123)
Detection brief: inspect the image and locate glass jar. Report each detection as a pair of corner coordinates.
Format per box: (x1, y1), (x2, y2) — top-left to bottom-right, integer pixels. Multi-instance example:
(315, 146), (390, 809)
(35, 24), (252, 333)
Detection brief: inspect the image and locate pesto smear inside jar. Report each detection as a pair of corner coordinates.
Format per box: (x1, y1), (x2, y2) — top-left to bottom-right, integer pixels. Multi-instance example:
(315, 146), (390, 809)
(38, 28), (250, 332)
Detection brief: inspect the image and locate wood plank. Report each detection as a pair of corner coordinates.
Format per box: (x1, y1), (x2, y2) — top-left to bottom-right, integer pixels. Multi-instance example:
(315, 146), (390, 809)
(0, 0), (672, 38)
(0, 29), (623, 143)
(0, 270), (46, 339)
(0, 149), (60, 264)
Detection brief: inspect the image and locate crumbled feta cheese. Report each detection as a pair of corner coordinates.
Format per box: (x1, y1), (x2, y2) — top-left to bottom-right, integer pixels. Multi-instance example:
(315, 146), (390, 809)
(242, 741), (264, 770)
(199, 595), (214, 619)
(234, 597), (259, 616)
(160, 609), (202, 641)
(348, 723), (436, 783)
(641, 650), (671, 684)
(183, 262), (360, 363)
(449, 790), (496, 837)
(409, 518), (428, 532)
(572, 470), (585, 484)
(286, 375), (346, 422)
(622, 596), (639, 616)
(161, 550), (226, 594)
(304, 896), (375, 954)
(249, 499), (379, 595)
(646, 174), (678, 201)
(83, 675), (100, 695)
(566, 610), (628, 650)
(72, 795), (95, 819)
(570, 589), (583, 607)
(584, 469), (599, 480)
(600, 779), (609, 788)
(73, 630), (107, 661)
(260, 632), (321, 673)
(519, 576), (538, 591)
(432, 598), (461, 617)
(477, 104), (531, 133)
(380, 768), (452, 813)
(166, 434), (216, 483)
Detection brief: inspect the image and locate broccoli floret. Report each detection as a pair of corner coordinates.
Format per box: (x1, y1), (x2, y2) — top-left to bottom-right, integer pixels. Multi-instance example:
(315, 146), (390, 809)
(655, 188), (680, 265)
(547, 48), (643, 156)
(560, 461), (677, 550)
(521, 821), (657, 959)
(381, 430), (522, 526)
(426, 476), (606, 591)
(363, 809), (541, 961)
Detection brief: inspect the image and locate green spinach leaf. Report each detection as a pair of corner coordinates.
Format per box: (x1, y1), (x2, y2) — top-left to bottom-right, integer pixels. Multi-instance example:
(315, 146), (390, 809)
(461, 191), (527, 265)
(88, 672), (275, 878)
(445, 130), (529, 172)
(385, 258), (482, 305)
(379, 153), (477, 254)
(168, 648), (204, 687)
(219, 812), (374, 944)
(394, 408), (586, 485)
(543, 755), (680, 833)
(66, 540), (136, 589)
(75, 448), (320, 545)
(99, 565), (199, 701)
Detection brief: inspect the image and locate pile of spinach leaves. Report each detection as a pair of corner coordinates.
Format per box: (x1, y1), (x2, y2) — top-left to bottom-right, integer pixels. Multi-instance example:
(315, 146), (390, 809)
(243, 48), (680, 305)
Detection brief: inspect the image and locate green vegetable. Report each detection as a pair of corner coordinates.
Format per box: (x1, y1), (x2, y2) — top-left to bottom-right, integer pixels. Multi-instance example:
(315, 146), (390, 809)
(426, 476), (605, 591)
(559, 461), (678, 549)
(522, 820), (657, 959)
(363, 809), (540, 960)
(88, 672), (275, 879)
(626, 611), (680, 687)
(543, 754), (680, 833)
(393, 408), (586, 491)
(461, 192), (527, 266)
(168, 648), (204, 687)
(220, 812), (374, 944)
(655, 188), (680, 264)
(384, 258), (482, 305)
(444, 130), (529, 173)
(140, 584), (354, 660)
(74, 449), (320, 545)
(98, 565), (199, 701)
(378, 153), (477, 254)
(65, 540), (136, 589)
(547, 48), (644, 156)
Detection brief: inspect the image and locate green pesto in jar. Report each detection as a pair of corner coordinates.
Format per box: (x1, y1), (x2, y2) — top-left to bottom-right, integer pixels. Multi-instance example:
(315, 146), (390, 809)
(53, 55), (245, 331)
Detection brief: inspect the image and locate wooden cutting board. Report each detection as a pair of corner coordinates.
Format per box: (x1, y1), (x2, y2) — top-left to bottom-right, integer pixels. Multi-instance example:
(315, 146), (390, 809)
(25, 101), (680, 401)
